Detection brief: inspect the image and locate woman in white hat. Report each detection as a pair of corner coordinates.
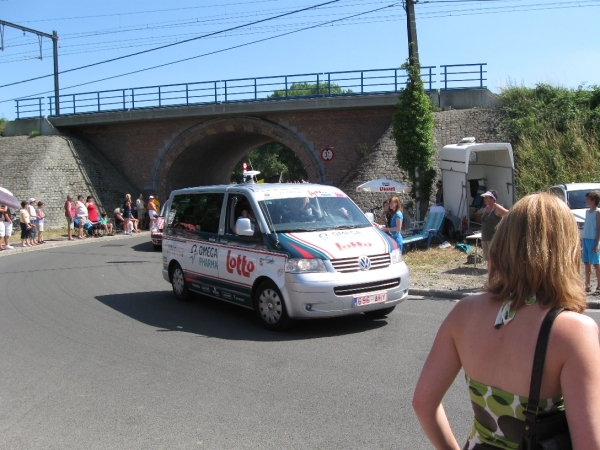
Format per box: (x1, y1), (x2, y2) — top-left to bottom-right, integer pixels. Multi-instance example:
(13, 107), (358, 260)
(480, 189), (508, 261)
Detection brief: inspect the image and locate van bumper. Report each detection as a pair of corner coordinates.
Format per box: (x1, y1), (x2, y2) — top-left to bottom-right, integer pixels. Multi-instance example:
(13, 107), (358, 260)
(281, 263), (410, 319)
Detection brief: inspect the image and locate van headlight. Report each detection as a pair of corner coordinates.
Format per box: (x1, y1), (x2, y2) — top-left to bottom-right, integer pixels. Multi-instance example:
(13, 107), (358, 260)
(390, 248), (403, 264)
(285, 258), (327, 273)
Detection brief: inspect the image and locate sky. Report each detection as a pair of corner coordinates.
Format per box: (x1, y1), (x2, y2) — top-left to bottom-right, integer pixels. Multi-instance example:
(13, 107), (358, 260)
(1, 0), (599, 120)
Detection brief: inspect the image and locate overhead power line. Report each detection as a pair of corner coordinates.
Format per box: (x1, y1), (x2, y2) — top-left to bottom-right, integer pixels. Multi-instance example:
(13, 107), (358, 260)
(0, 0), (340, 89)
(0, 2), (400, 104)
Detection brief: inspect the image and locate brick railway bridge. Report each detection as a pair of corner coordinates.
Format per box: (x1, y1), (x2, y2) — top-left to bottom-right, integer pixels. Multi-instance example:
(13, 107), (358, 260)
(8, 65), (497, 199)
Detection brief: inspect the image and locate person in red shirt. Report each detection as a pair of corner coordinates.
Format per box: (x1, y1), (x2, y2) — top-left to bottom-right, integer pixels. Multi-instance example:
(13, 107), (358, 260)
(86, 196), (101, 237)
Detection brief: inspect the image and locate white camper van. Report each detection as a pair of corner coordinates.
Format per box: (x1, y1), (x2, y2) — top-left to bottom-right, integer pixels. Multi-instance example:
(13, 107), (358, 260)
(162, 183), (410, 330)
(440, 138), (515, 236)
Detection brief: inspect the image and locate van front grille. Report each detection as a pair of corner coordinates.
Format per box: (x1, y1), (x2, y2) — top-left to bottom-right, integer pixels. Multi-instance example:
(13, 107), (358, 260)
(330, 253), (390, 273)
(333, 278), (400, 296)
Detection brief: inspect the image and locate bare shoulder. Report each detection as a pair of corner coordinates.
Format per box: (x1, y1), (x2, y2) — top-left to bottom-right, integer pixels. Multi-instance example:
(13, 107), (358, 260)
(495, 204), (509, 216)
(445, 293), (495, 325)
(554, 311), (599, 336)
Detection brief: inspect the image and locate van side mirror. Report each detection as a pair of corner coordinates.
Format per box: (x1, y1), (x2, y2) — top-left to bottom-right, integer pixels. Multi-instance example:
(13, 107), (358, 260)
(365, 212), (375, 222)
(235, 218), (255, 236)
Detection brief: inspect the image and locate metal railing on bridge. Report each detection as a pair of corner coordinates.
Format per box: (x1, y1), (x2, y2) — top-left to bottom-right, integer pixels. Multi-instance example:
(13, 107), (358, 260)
(15, 63), (486, 119)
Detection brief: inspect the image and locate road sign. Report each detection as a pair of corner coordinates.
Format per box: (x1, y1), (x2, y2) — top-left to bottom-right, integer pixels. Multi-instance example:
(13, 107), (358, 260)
(321, 147), (334, 162)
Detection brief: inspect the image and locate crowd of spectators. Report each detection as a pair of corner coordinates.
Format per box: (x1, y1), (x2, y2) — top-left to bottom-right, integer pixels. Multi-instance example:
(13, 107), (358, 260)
(0, 192), (162, 251)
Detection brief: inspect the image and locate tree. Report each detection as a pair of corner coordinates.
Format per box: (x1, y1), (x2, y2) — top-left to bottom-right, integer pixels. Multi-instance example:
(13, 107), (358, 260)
(231, 141), (308, 184)
(270, 81), (351, 98)
(392, 61), (436, 220)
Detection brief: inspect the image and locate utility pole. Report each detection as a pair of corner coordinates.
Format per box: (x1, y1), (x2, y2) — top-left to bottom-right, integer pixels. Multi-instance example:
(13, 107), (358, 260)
(404, 0), (420, 66)
(0, 20), (60, 115)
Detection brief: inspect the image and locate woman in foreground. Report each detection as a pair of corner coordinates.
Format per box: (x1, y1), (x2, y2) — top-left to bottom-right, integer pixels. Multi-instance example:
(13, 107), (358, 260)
(412, 193), (600, 449)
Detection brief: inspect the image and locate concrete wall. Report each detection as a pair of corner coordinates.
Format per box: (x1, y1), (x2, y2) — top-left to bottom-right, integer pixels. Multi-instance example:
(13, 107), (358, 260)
(0, 135), (138, 229)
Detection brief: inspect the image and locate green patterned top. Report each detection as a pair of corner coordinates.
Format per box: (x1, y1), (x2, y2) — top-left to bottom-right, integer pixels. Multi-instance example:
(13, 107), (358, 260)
(464, 376), (564, 450)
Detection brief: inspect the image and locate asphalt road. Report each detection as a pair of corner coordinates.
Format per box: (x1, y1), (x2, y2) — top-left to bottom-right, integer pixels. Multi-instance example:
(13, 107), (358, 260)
(1, 236), (599, 450)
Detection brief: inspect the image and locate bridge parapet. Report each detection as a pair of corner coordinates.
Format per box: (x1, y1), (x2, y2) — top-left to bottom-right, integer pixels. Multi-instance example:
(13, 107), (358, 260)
(15, 63), (487, 119)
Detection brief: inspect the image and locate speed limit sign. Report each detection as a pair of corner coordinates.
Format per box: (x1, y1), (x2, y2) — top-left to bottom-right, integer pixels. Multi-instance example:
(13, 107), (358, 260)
(321, 147), (334, 162)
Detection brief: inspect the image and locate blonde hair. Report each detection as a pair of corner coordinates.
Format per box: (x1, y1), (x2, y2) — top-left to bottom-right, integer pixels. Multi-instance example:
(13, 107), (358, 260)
(487, 193), (585, 313)
(389, 196), (402, 213)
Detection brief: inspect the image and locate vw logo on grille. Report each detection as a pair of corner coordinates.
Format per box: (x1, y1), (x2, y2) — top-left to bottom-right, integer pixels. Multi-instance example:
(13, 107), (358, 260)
(358, 255), (371, 270)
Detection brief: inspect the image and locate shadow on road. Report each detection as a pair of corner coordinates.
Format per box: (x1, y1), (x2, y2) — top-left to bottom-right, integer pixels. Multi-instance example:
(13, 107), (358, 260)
(95, 290), (388, 341)
(131, 241), (158, 253)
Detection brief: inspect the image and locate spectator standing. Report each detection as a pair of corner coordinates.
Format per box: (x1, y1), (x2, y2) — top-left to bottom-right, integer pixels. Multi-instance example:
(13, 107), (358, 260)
(64, 195), (75, 241)
(583, 190), (600, 295)
(381, 196), (403, 253)
(435, 180), (444, 206)
(412, 193), (600, 450)
(26, 197), (38, 244)
(75, 194), (88, 239)
(152, 195), (161, 212)
(0, 204), (6, 250)
(147, 196), (157, 230)
(123, 194), (133, 235)
(378, 200), (390, 226)
(1, 204), (13, 250)
(36, 201), (46, 244)
(19, 200), (33, 247)
(480, 190), (509, 261)
(136, 194), (146, 230)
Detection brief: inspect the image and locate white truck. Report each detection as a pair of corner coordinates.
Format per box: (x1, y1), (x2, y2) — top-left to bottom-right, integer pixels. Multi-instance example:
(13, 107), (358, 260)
(440, 137), (515, 236)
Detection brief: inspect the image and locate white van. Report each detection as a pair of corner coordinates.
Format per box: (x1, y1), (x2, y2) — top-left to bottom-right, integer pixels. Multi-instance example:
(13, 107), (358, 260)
(162, 183), (410, 330)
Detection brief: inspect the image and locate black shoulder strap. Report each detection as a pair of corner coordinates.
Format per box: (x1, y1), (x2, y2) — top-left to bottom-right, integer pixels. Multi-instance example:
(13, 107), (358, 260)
(524, 306), (565, 421)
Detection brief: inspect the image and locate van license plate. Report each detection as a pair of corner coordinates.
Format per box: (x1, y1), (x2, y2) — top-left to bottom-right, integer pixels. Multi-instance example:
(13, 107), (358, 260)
(353, 292), (387, 307)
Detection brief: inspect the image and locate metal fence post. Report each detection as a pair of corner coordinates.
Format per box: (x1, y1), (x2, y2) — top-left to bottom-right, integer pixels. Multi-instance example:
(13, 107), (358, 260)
(328, 73), (331, 96)
(395, 69), (398, 92)
(72, 94), (76, 114)
(361, 71), (364, 94)
(186, 84), (189, 105)
(444, 66), (448, 90)
(122, 90), (126, 110)
(224, 81), (228, 103)
(480, 64), (483, 88)
(38, 98), (42, 117)
(131, 88), (135, 109)
(97, 92), (100, 112)
(254, 78), (257, 100)
(214, 81), (217, 104)
(285, 76), (288, 99)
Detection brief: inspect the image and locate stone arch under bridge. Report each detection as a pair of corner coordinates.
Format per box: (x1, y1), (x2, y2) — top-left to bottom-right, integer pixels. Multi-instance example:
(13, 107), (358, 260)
(154, 117), (324, 195)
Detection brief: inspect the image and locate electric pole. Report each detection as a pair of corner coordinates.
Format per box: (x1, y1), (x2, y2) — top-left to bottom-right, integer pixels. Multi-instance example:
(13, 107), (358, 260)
(404, 0), (420, 66)
(0, 20), (60, 115)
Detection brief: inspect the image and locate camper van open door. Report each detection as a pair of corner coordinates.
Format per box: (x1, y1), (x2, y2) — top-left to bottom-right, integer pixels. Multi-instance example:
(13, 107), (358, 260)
(440, 138), (515, 237)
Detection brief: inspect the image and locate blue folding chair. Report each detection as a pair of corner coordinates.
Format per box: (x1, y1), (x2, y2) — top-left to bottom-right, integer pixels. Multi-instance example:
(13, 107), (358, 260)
(402, 210), (446, 253)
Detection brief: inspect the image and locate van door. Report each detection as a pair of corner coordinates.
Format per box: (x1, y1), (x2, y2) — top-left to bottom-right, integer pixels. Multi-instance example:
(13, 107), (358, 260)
(217, 193), (262, 307)
(168, 192), (224, 296)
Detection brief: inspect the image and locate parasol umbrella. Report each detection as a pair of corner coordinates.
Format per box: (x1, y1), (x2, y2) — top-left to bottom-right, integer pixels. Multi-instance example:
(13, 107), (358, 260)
(356, 178), (409, 193)
(0, 187), (21, 209)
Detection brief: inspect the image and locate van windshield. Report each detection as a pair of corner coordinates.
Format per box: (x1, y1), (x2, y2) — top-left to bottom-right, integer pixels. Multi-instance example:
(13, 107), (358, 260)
(258, 196), (371, 233)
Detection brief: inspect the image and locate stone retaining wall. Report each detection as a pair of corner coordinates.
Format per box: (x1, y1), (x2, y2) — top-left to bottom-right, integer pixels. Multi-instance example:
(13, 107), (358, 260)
(340, 108), (506, 216)
(0, 135), (138, 229)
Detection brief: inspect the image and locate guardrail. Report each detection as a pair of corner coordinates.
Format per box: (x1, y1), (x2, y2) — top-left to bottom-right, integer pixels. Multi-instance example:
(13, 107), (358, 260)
(15, 63), (486, 119)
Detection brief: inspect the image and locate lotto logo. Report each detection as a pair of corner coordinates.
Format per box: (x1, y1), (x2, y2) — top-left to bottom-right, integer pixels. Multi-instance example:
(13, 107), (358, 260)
(226, 250), (255, 277)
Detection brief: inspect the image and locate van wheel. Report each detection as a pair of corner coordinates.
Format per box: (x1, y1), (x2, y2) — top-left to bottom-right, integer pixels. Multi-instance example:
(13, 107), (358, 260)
(153, 244), (161, 251)
(171, 263), (191, 301)
(254, 280), (293, 331)
(364, 306), (396, 318)
(444, 219), (456, 239)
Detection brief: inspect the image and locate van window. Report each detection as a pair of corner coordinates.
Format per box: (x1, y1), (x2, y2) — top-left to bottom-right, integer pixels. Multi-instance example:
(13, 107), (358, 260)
(259, 195), (370, 232)
(169, 192), (224, 234)
(225, 194), (258, 236)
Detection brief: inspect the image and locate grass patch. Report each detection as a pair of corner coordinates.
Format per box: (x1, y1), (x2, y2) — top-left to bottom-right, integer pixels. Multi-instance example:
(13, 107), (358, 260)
(404, 246), (467, 272)
(8, 227), (72, 244)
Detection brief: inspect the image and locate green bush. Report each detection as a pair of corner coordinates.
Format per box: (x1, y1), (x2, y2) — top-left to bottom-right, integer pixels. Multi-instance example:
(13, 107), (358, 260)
(499, 84), (600, 197)
(29, 130), (41, 138)
(0, 117), (6, 136)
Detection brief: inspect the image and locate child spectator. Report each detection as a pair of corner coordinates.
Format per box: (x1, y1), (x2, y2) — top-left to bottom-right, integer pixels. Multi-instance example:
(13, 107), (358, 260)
(36, 201), (46, 244)
(99, 212), (113, 235)
(583, 190), (600, 295)
(19, 200), (33, 247)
